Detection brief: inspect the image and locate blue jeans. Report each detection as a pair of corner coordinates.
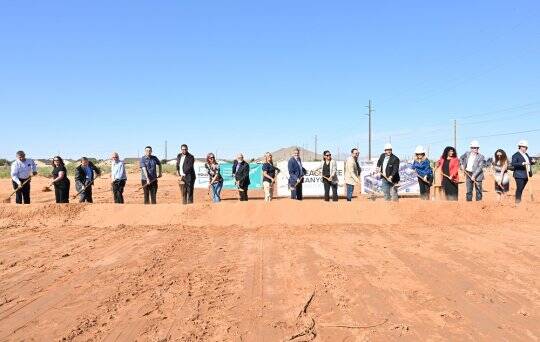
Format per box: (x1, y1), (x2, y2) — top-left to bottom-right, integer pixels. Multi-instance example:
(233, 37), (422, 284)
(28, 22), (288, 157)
(346, 184), (354, 201)
(211, 182), (223, 203)
(381, 179), (398, 201)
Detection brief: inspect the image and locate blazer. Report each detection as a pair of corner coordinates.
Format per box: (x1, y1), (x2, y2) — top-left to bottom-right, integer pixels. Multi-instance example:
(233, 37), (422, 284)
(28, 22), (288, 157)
(75, 161), (101, 185)
(460, 152), (485, 181)
(436, 157), (460, 183)
(377, 153), (400, 184)
(176, 153), (196, 183)
(344, 156), (361, 185)
(288, 157), (307, 186)
(320, 159), (338, 184)
(511, 152), (535, 179)
(234, 160), (250, 188)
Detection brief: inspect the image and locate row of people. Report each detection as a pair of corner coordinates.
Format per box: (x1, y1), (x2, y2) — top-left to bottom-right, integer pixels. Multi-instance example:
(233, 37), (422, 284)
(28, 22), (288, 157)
(8, 140), (536, 204)
(411, 140), (536, 203)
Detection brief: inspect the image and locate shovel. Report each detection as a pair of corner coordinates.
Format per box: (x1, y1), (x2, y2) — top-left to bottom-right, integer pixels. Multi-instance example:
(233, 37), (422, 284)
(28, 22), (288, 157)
(464, 172), (488, 193)
(137, 178), (157, 191)
(3, 177), (32, 203)
(73, 176), (100, 199)
(526, 164), (534, 202)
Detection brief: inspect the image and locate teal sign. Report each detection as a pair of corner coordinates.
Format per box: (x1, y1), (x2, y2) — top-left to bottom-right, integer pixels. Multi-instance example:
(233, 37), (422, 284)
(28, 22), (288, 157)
(219, 163), (263, 189)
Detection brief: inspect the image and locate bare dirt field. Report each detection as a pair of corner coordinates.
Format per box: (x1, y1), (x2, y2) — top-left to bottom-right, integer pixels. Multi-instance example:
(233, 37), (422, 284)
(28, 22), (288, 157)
(0, 174), (539, 341)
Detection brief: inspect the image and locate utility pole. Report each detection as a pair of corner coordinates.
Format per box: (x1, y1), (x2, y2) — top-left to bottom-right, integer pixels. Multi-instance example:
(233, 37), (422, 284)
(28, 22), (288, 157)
(389, 136), (392, 144)
(164, 140), (168, 161)
(366, 100), (374, 160)
(314, 135), (318, 161)
(453, 119), (457, 150)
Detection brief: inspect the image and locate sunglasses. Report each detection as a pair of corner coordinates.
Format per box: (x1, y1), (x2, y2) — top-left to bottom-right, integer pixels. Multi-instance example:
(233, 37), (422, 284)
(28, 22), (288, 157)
(209, 156), (215, 159)
(325, 154), (331, 157)
(53, 159), (60, 162)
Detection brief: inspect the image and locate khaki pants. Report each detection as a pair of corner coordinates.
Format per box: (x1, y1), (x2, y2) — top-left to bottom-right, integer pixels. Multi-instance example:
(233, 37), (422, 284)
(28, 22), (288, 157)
(263, 181), (273, 201)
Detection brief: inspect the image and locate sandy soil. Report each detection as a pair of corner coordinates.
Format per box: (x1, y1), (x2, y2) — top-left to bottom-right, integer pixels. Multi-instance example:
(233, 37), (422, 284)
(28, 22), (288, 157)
(0, 174), (539, 341)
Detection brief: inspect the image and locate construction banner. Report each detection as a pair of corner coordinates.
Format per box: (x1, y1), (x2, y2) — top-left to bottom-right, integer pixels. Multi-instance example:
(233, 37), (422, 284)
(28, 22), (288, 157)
(360, 160), (420, 195)
(275, 161), (346, 197)
(193, 162), (264, 189)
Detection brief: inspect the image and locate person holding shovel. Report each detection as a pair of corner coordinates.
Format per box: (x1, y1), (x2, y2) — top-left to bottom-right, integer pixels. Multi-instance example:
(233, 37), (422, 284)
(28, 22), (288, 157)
(262, 152), (279, 202)
(436, 146), (460, 201)
(288, 148), (306, 200)
(344, 148), (361, 201)
(205, 153), (223, 203)
(75, 157), (101, 203)
(492, 149), (509, 201)
(460, 140), (485, 202)
(48, 156), (70, 203)
(377, 143), (400, 202)
(140, 146), (162, 204)
(233, 153), (250, 201)
(321, 150), (338, 202)
(511, 140), (537, 204)
(10, 150), (37, 204)
(411, 146), (433, 200)
(176, 144), (196, 204)
(110, 152), (127, 204)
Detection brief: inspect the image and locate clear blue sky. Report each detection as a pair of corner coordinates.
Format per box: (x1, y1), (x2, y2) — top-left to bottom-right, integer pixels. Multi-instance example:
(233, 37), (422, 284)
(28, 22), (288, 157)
(1, 0), (539, 160)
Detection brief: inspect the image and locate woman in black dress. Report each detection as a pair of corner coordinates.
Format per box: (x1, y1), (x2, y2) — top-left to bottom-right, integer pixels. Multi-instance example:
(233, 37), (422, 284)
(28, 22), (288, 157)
(436, 147), (459, 201)
(49, 156), (70, 203)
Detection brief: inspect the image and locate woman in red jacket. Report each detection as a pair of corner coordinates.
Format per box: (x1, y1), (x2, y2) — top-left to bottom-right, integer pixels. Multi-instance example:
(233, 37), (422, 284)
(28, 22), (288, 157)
(436, 146), (460, 201)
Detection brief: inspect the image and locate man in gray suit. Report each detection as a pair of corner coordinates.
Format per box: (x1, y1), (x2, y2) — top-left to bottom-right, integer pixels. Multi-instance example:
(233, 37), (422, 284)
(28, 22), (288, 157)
(460, 140), (485, 201)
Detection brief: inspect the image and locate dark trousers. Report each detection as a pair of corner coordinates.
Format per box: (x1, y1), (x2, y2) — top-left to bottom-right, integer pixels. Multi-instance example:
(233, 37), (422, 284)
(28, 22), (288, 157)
(11, 179), (31, 204)
(418, 176), (432, 200)
(442, 178), (458, 201)
(515, 178), (528, 203)
(54, 182), (70, 203)
(465, 174), (483, 201)
(181, 180), (195, 204)
(323, 179), (338, 201)
(290, 183), (303, 200)
(142, 180), (158, 204)
(75, 180), (94, 203)
(239, 185), (249, 201)
(112, 179), (126, 204)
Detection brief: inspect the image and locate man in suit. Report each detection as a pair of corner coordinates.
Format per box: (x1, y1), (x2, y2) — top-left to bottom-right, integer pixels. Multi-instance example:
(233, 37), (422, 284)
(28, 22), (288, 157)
(176, 144), (196, 204)
(288, 148), (307, 200)
(233, 153), (250, 201)
(75, 157), (102, 203)
(377, 143), (400, 201)
(344, 148), (361, 201)
(511, 140), (537, 204)
(460, 140), (485, 201)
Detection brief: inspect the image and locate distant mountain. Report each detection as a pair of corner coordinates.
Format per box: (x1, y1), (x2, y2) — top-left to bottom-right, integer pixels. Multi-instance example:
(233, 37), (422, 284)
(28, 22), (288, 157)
(256, 146), (322, 162)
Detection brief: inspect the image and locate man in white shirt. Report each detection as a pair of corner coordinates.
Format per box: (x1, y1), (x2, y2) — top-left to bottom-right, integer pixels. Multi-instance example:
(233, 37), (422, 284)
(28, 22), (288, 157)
(10, 150), (38, 204)
(110, 152), (127, 203)
(460, 140), (485, 201)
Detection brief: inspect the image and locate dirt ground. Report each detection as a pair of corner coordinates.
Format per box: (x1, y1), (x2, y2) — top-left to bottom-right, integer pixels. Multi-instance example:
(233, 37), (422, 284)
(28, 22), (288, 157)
(0, 174), (539, 341)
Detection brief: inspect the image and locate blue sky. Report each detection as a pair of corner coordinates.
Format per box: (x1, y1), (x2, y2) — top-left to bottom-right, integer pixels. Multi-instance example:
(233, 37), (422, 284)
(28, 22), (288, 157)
(1, 0), (539, 160)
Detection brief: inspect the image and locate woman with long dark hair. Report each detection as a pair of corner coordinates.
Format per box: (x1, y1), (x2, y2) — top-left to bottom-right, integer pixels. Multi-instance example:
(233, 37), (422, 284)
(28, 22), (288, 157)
(48, 156), (70, 203)
(436, 146), (459, 201)
(493, 149), (509, 201)
(205, 153), (223, 203)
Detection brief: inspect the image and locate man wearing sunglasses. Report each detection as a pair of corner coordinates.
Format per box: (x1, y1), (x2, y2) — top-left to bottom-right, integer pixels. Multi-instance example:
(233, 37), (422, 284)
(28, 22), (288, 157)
(460, 140), (485, 201)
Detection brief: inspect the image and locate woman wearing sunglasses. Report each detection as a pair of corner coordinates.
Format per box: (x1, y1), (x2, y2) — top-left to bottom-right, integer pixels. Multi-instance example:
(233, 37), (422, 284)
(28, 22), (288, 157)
(321, 150), (338, 201)
(205, 153), (223, 203)
(411, 146), (433, 200)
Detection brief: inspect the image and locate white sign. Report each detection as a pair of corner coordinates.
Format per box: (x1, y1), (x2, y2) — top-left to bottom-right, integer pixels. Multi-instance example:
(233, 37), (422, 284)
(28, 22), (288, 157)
(360, 160), (420, 195)
(276, 161), (346, 197)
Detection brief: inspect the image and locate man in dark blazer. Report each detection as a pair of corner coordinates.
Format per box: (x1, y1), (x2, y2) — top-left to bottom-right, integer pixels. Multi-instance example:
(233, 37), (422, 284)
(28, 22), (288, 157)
(75, 157), (102, 203)
(233, 153), (250, 201)
(176, 144), (196, 204)
(288, 148), (307, 200)
(511, 140), (537, 204)
(377, 143), (400, 201)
